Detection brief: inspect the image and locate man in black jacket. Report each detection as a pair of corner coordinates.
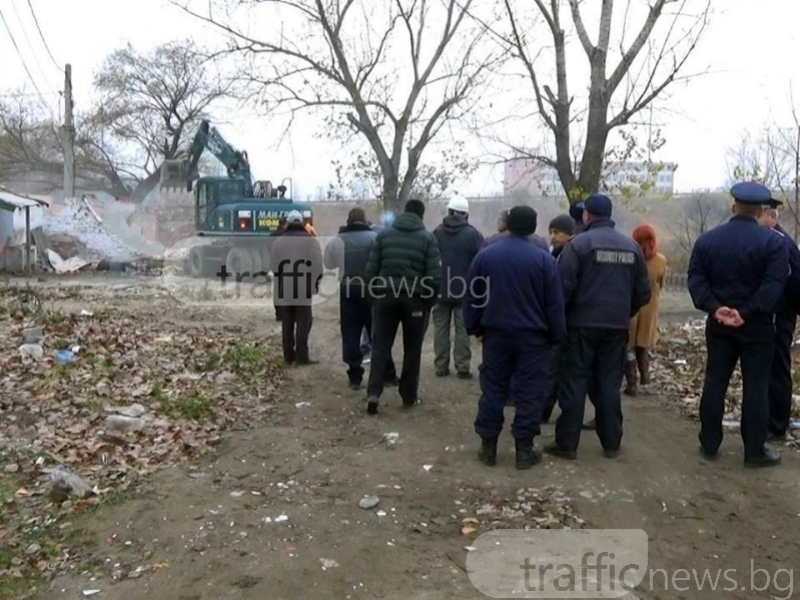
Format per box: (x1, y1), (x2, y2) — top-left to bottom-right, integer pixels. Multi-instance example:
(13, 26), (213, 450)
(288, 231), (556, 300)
(364, 199), (441, 415)
(432, 195), (484, 378)
(546, 194), (651, 460)
(324, 208), (382, 388)
(757, 199), (800, 442)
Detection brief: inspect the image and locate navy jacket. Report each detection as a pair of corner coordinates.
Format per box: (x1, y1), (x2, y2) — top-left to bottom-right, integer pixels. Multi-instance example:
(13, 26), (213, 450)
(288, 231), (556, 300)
(324, 222), (377, 294)
(558, 219), (651, 330)
(688, 214), (789, 323)
(463, 235), (566, 344)
(433, 215), (485, 303)
(774, 224), (800, 315)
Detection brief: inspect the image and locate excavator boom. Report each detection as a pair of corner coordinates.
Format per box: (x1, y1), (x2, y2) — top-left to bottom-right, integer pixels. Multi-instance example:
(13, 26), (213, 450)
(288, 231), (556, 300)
(160, 120), (253, 196)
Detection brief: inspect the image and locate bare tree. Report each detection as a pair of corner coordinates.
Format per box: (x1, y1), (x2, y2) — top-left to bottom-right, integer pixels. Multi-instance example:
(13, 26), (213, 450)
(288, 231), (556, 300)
(726, 93), (800, 238)
(93, 39), (232, 202)
(667, 192), (729, 259)
(495, 0), (710, 201)
(0, 92), (127, 195)
(173, 0), (502, 212)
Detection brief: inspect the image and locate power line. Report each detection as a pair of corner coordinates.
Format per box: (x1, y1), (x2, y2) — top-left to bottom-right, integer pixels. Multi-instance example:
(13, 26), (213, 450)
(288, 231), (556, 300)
(25, 0), (59, 70)
(0, 7), (53, 115)
(9, 0), (58, 97)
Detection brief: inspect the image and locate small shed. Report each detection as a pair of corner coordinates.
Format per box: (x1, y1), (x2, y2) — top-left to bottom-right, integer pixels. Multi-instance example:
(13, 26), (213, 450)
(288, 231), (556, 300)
(0, 187), (50, 272)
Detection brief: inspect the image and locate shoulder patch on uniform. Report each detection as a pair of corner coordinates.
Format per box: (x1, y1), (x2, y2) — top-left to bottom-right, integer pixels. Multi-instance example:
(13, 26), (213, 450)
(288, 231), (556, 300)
(593, 248), (636, 265)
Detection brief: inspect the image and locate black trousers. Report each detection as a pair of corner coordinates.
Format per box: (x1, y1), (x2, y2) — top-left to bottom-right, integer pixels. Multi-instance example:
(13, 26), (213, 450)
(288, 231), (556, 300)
(769, 309), (796, 436)
(281, 305), (313, 363)
(542, 346), (560, 421)
(555, 328), (627, 453)
(475, 329), (550, 441)
(340, 287), (372, 383)
(700, 318), (773, 458)
(367, 296), (430, 402)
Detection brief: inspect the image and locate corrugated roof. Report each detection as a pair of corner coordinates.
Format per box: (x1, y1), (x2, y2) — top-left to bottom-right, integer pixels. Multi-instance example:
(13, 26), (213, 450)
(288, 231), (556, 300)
(0, 187), (50, 211)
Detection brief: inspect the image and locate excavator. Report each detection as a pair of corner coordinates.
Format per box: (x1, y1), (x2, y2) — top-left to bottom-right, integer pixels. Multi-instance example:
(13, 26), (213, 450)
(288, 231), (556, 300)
(158, 120), (315, 277)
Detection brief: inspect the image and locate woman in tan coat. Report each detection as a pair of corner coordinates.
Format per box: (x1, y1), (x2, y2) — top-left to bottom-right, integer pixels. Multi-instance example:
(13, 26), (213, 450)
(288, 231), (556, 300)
(625, 224), (667, 395)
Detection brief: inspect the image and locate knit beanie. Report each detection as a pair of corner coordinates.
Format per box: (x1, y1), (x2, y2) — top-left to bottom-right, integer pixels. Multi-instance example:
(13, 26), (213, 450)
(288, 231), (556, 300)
(549, 214), (575, 235)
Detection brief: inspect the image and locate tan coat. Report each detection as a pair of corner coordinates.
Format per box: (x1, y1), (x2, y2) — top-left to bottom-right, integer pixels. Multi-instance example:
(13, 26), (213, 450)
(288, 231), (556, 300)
(629, 252), (667, 349)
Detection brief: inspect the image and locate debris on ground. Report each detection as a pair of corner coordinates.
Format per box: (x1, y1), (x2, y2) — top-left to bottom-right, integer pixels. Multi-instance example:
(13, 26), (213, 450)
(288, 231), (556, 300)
(651, 319), (800, 429)
(0, 285), (284, 587)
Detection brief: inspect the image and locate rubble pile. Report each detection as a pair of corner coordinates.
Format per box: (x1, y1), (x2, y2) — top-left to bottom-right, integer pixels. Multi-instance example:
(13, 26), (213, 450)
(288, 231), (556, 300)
(0, 286), (284, 582)
(42, 198), (139, 263)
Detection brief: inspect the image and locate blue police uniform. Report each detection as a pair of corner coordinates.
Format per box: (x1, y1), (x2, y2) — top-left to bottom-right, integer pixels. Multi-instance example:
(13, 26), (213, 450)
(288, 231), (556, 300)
(762, 205), (800, 438)
(688, 182), (789, 466)
(464, 220), (566, 468)
(547, 194), (651, 459)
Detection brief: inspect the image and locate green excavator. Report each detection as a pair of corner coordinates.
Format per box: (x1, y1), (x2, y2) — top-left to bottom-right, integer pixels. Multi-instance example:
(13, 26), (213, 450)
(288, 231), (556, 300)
(159, 119), (315, 277)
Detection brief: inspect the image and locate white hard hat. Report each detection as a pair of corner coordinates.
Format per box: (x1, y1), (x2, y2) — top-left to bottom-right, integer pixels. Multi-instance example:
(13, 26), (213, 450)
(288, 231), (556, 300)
(447, 194), (469, 213)
(286, 210), (303, 223)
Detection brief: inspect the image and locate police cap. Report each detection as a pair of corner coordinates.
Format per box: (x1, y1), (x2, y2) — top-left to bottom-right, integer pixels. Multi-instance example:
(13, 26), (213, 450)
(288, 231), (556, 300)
(730, 181), (777, 205)
(584, 194), (613, 218)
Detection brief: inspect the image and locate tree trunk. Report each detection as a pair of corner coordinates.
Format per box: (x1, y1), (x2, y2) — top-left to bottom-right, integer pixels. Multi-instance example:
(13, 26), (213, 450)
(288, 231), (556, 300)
(131, 170), (162, 203)
(383, 175), (403, 214)
(577, 87), (610, 196)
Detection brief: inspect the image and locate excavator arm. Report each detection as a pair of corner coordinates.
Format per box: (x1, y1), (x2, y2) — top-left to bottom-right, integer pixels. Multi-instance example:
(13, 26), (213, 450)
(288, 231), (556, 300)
(160, 120), (254, 196)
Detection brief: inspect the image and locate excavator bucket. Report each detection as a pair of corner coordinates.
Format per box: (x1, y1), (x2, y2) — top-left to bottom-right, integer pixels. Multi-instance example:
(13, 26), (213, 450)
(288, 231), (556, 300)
(160, 160), (188, 192)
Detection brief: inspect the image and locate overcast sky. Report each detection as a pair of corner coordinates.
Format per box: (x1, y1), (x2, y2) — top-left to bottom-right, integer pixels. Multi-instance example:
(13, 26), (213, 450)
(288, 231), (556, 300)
(1, 0), (800, 198)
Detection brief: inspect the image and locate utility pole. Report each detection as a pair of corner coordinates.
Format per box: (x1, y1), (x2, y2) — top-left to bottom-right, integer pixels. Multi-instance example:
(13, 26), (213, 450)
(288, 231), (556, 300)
(62, 64), (75, 199)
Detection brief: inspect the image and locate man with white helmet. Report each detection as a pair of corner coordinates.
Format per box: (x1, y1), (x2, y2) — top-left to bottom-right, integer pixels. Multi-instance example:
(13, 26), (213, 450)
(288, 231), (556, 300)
(432, 193), (485, 378)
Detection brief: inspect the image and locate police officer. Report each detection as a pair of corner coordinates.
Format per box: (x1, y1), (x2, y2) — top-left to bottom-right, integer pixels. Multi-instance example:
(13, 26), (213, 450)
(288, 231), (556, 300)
(546, 194), (651, 460)
(688, 182), (789, 468)
(464, 205), (566, 469)
(757, 198), (800, 441)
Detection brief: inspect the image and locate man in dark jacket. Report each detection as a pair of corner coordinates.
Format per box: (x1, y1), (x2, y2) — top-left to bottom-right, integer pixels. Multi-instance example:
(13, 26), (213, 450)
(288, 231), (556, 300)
(689, 182), (790, 467)
(758, 200), (800, 441)
(432, 195), (484, 378)
(541, 214), (576, 423)
(324, 208), (382, 388)
(464, 205), (566, 470)
(364, 199), (441, 415)
(546, 194), (651, 460)
(269, 210), (323, 365)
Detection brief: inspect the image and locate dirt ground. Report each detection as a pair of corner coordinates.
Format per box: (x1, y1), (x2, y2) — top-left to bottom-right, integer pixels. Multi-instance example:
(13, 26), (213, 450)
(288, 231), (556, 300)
(10, 277), (800, 600)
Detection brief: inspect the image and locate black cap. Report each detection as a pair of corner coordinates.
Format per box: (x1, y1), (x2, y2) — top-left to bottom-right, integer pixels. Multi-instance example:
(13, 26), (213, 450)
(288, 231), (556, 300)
(507, 205), (538, 236)
(569, 202), (585, 221)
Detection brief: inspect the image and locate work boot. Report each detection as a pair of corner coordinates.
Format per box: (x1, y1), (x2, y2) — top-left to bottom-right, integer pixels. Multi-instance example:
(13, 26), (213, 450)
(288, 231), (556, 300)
(435, 368), (450, 377)
(478, 438), (498, 466)
(544, 442), (577, 460)
(457, 371), (473, 380)
(582, 418), (595, 431)
(515, 439), (541, 470)
(744, 448), (782, 469)
(366, 396), (379, 415)
(636, 348), (650, 386)
(384, 376), (399, 387)
(624, 358), (638, 396)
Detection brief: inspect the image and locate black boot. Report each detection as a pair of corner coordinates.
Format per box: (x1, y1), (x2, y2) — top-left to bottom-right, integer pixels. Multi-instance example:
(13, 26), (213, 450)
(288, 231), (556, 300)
(544, 441), (577, 460)
(744, 448), (781, 469)
(515, 439), (541, 470)
(478, 438), (498, 466)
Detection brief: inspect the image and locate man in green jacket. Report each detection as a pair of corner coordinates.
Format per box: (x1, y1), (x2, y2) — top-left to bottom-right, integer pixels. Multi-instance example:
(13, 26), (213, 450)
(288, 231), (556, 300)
(364, 199), (441, 415)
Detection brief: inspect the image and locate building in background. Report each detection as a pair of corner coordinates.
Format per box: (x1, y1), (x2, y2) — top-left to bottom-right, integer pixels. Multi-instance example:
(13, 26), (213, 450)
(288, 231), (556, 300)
(504, 158), (678, 198)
